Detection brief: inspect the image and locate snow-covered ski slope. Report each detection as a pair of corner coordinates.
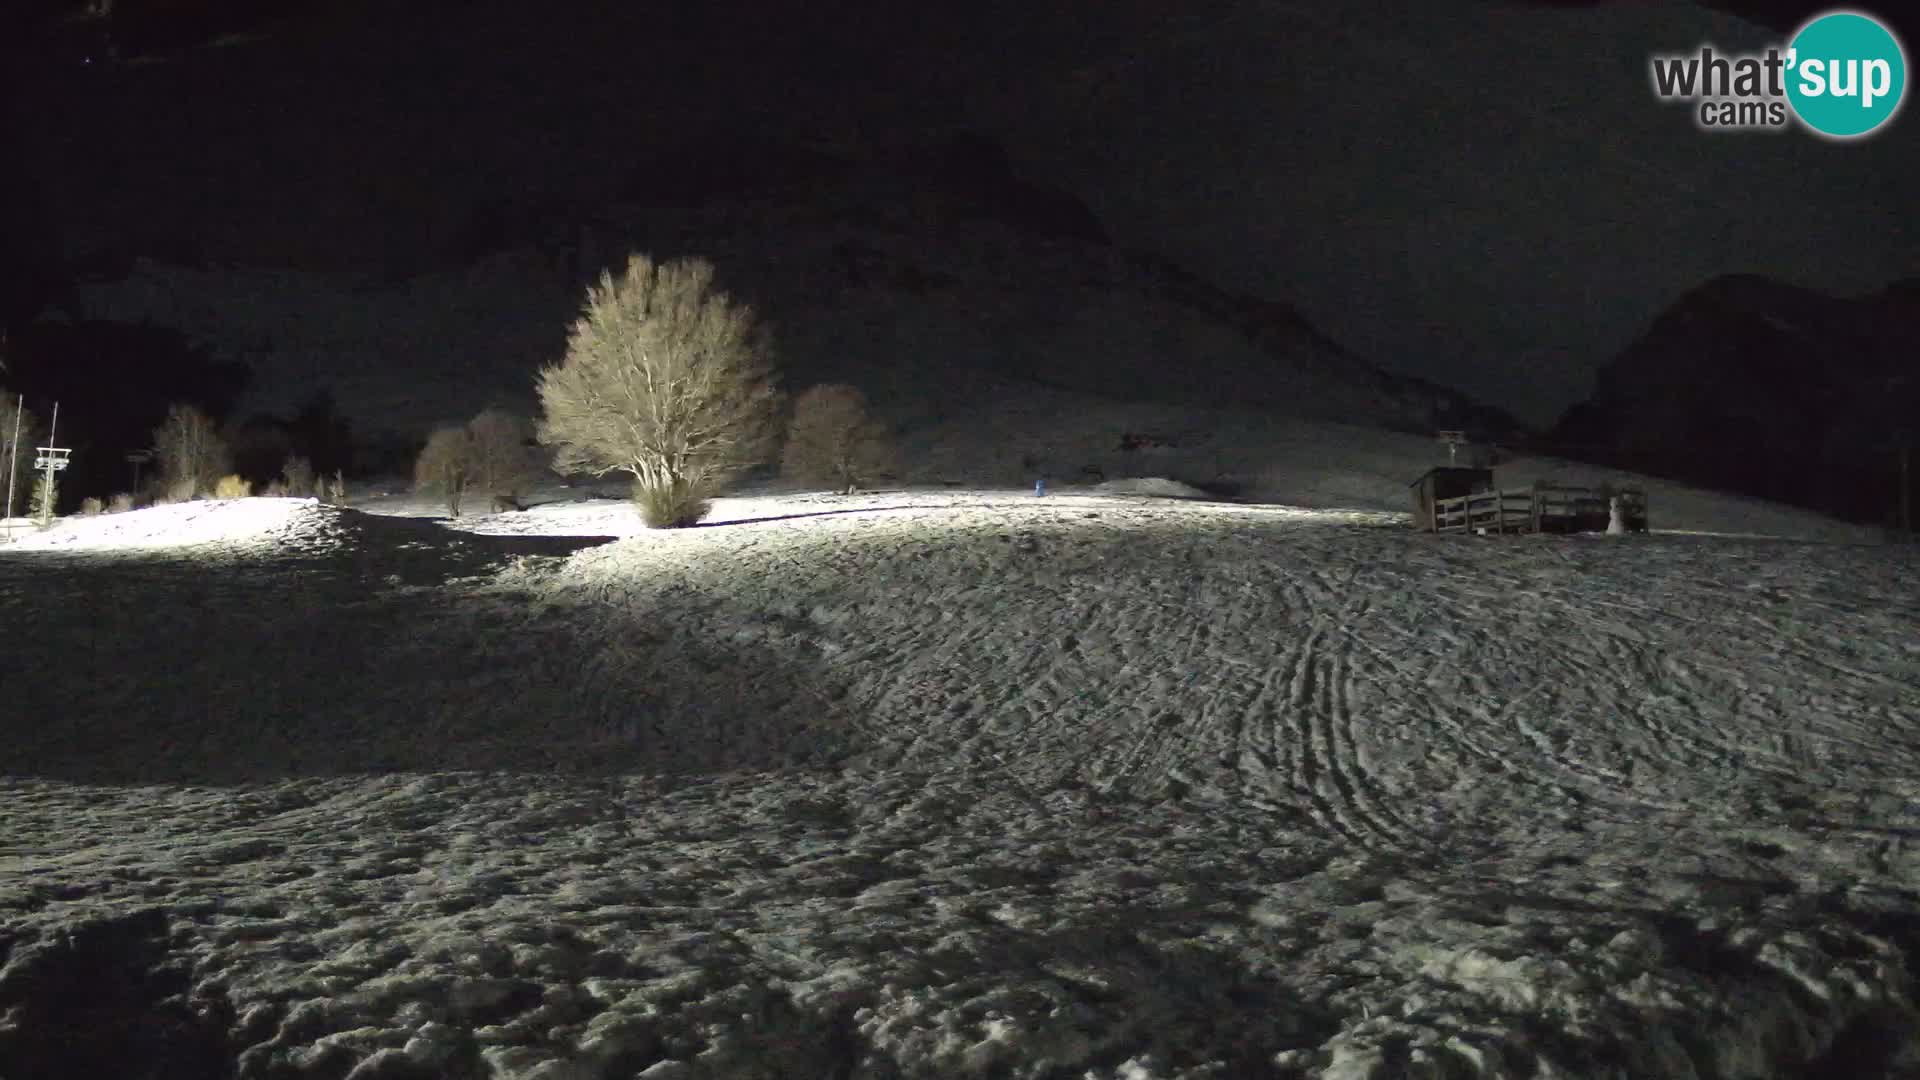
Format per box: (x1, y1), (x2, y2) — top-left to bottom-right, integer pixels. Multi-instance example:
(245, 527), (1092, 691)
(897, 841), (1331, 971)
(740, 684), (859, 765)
(3, 488), (1918, 1078)
(893, 395), (1884, 547)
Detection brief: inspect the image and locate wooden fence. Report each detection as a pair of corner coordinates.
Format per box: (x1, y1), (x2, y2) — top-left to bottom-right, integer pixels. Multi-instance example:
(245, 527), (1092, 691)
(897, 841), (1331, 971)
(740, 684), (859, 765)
(1430, 486), (1646, 535)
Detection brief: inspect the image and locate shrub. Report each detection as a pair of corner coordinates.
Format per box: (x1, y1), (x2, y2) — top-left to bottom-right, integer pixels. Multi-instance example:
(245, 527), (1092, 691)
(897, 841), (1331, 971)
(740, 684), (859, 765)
(781, 383), (899, 494)
(263, 480), (288, 498)
(536, 253), (781, 528)
(80, 496), (103, 516)
(153, 403), (231, 500)
(280, 454), (315, 497)
(632, 476), (711, 529)
(326, 469), (345, 502)
(412, 410), (542, 516)
(165, 476), (197, 503)
(466, 408), (542, 500)
(213, 474), (252, 499)
(414, 425), (473, 516)
(108, 492), (134, 513)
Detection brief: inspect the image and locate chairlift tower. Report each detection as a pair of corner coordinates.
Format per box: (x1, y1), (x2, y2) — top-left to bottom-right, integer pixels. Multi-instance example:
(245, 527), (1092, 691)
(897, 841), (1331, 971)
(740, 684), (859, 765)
(126, 448), (153, 493)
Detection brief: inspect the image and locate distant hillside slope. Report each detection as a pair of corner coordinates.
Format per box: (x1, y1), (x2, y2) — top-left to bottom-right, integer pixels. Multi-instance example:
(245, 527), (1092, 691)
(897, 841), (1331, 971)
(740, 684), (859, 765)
(60, 160), (1523, 460)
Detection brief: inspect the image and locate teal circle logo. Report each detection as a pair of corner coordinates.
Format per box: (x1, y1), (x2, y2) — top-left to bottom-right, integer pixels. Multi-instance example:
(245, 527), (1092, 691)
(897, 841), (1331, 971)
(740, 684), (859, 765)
(1786, 10), (1907, 138)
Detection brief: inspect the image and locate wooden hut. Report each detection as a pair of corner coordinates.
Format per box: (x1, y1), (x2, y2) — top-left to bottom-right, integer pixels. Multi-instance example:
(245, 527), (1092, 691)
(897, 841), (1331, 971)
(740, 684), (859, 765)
(1409, 466), (1493, 532)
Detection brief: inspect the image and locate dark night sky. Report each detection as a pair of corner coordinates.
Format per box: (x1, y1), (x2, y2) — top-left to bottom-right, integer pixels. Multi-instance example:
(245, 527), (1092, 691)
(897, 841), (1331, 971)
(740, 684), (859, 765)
(7, 0), (1917, 427)
(929, 0), (1920, 424)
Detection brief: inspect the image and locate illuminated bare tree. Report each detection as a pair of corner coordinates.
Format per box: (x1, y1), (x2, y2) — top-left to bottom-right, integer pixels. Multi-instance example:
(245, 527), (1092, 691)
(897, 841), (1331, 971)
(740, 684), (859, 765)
(152, 403), (231, 499)
(536, 254), (781, 527)
(466, 407), (541, 500)
(280, 454), (316, 498)
(781, 383), (899, 494)
(414, 424), (474, 517)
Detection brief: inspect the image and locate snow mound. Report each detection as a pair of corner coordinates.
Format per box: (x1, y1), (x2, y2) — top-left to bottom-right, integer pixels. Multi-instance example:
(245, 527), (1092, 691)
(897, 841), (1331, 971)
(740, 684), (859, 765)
(2, 498), (332, 552)
(1090, 476), (1216, 499)
(0, 498), (523, 563)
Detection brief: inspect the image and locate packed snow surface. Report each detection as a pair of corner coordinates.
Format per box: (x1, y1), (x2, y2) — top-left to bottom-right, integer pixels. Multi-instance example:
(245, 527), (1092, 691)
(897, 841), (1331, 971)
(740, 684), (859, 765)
(4, 490), (1919, 1078)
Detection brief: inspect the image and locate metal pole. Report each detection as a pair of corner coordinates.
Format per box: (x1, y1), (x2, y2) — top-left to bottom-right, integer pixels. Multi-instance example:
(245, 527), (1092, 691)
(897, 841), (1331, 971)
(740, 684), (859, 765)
(4, 393), (21, 538)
